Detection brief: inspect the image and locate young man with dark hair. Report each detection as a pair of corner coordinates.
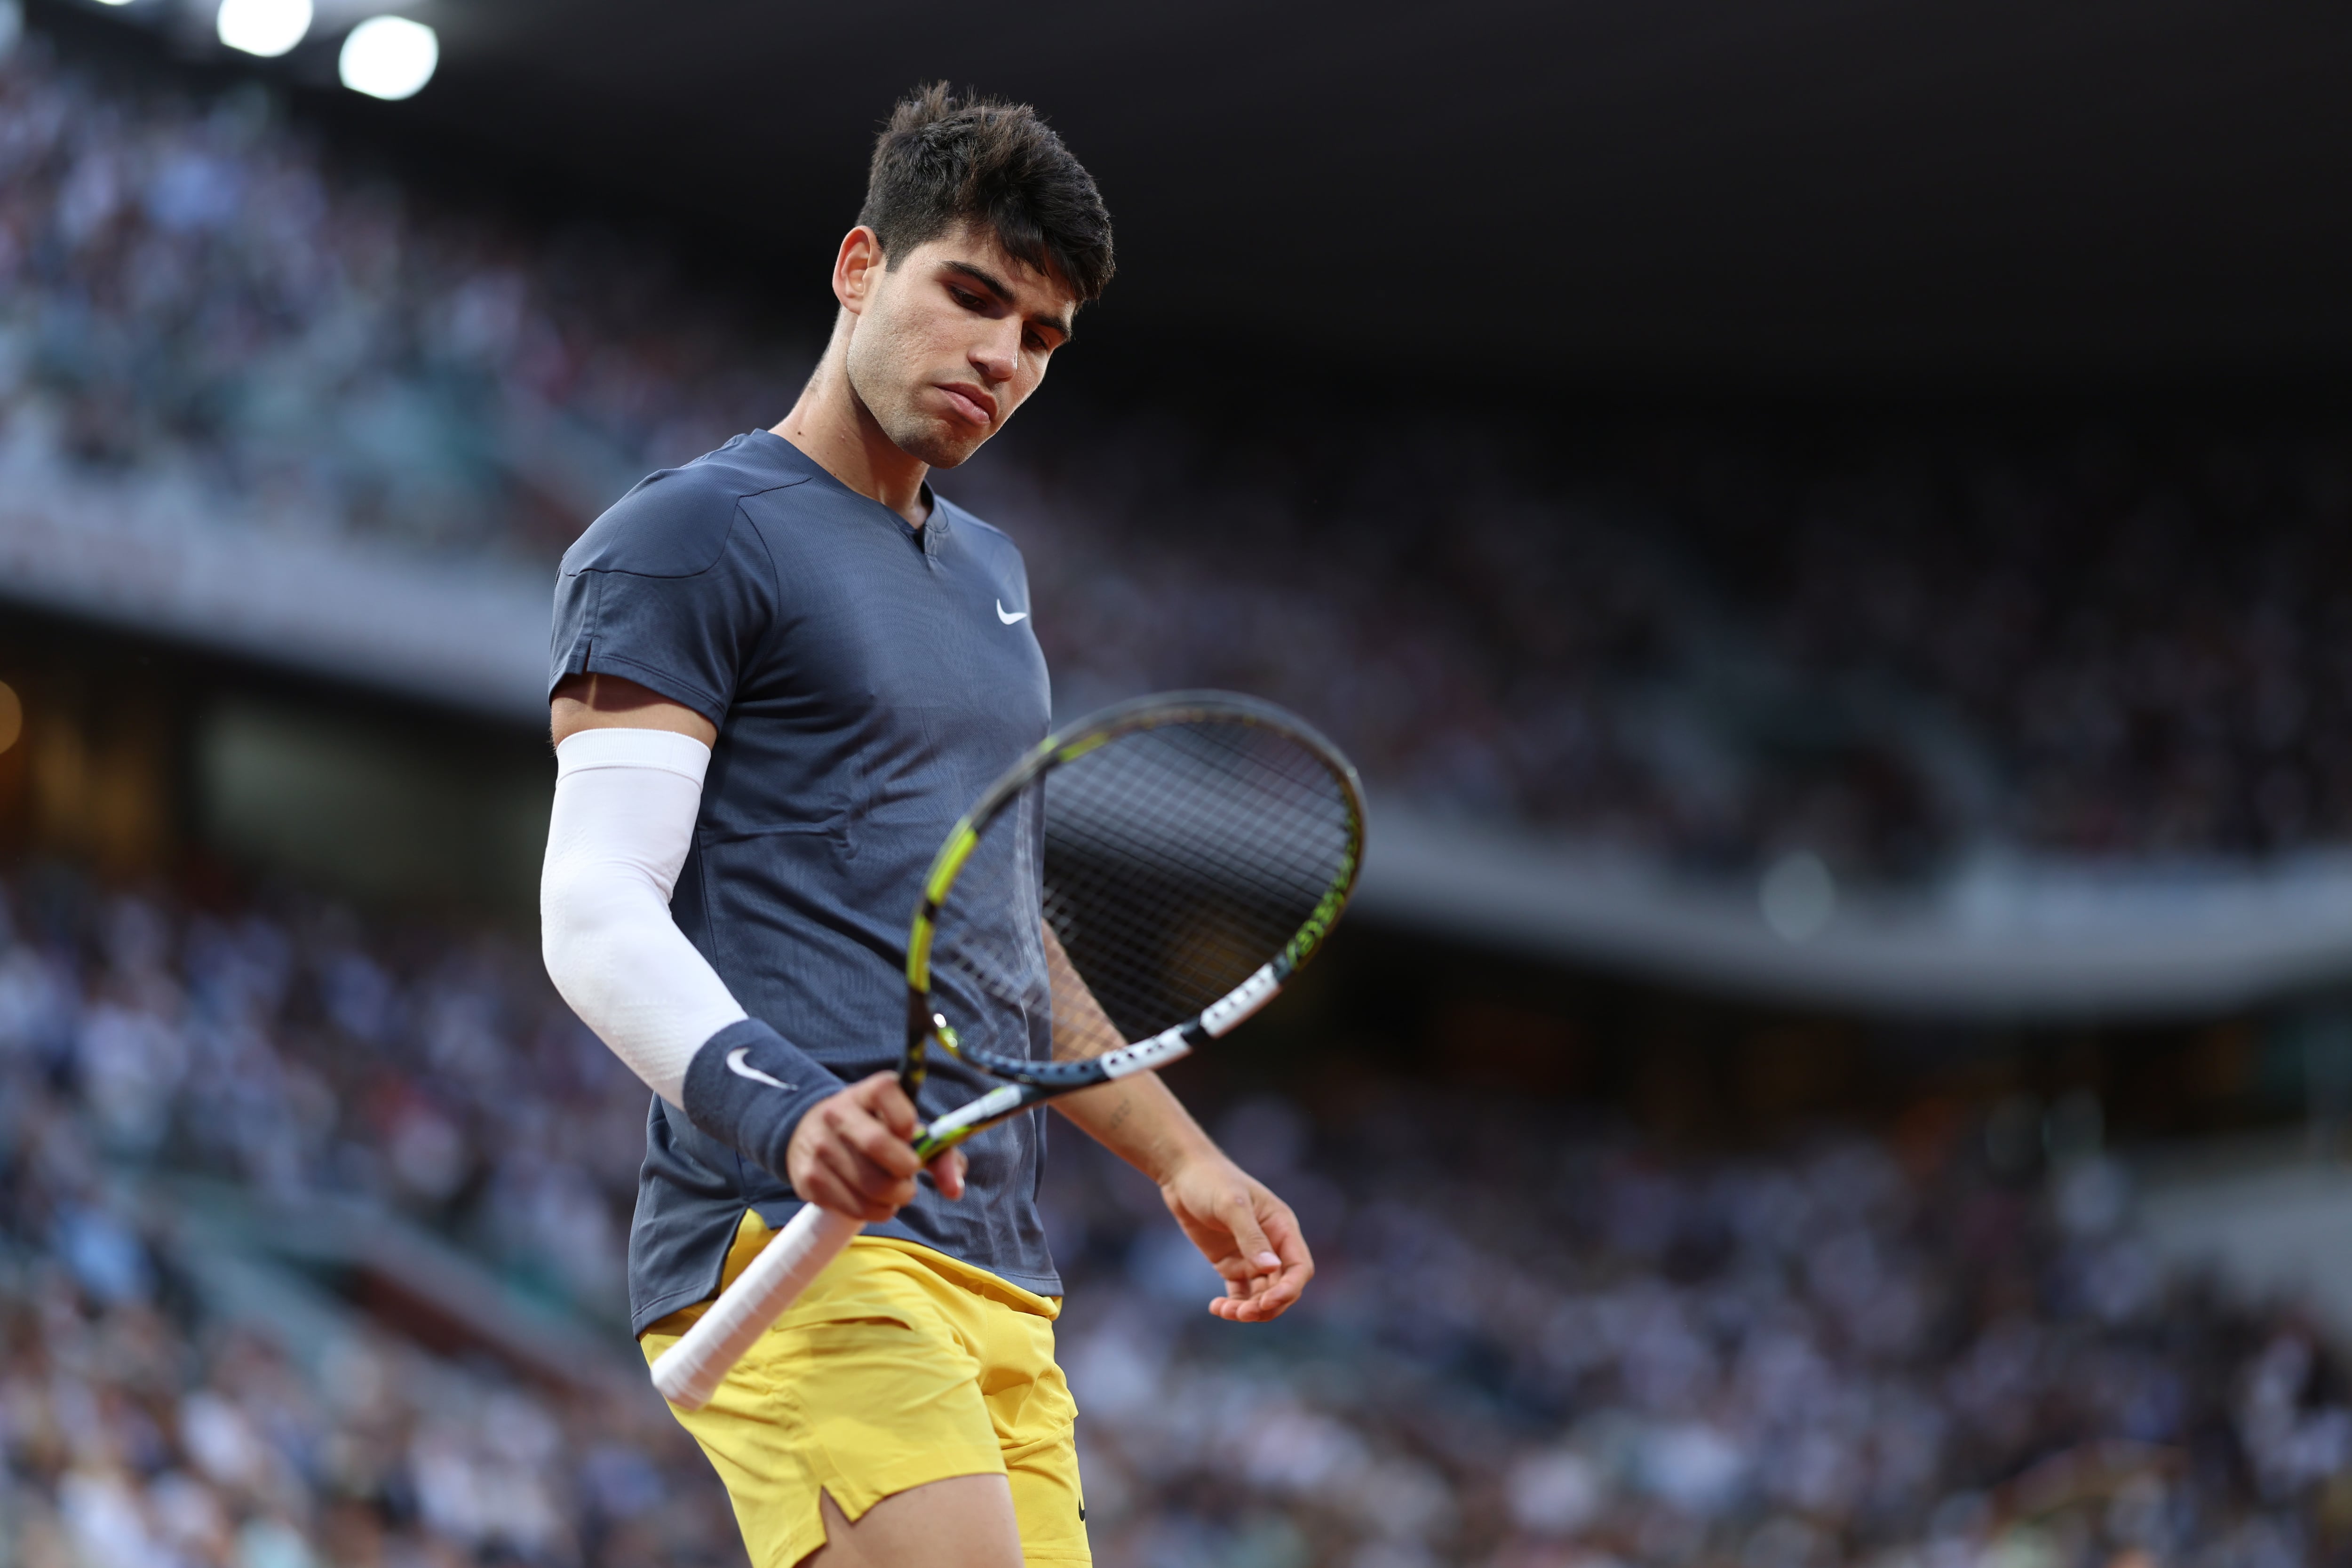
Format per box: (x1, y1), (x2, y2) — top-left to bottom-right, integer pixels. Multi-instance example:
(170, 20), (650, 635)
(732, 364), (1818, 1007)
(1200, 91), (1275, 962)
(539, 86), (1313, 1568)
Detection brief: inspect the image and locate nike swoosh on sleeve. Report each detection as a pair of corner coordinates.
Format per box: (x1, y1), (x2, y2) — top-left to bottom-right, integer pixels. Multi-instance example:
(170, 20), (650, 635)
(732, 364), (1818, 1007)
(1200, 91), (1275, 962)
(996, 599), (1029, 625)
(726, 1047), (792, 1091)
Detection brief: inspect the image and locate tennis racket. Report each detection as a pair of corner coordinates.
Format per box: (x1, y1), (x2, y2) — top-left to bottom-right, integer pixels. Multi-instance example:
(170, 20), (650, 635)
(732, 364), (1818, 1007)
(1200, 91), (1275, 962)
(650, 691), (1366, 1409)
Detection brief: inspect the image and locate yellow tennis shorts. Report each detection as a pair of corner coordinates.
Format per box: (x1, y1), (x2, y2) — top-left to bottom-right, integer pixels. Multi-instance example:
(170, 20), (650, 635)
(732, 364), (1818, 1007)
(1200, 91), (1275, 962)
(639, 1213), (1089, 1568)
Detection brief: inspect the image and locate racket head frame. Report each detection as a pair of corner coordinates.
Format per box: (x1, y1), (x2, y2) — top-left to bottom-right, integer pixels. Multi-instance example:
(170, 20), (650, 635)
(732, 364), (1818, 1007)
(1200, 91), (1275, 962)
(900, 691), (1365, 1157)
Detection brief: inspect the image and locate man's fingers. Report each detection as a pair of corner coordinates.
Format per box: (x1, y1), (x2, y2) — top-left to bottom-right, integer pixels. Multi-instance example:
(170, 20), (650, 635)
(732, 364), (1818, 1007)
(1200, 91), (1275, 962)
(811, 1100), (921, 1216)
(811, 1144), (890, 1220)
(1216, 1192), (1281, 1283)
(841, 1107), (923, 1180)
(815, 1138), (914, 1219)
(1199, 1191), (1312, 1322)
(1238, 1258), (1311, 1318)
(838, 1134), (918, 1202)
(1255, 1209), (1315, 1309)
(850, 1070), (921, 1139)
(804, 1162), (894, 1223)
(785, 1080), (929, 1223)
(925, 1147), (968, 1201)
(815, 1093), (920, 1179)
(1209, 1258), (1308, 1322)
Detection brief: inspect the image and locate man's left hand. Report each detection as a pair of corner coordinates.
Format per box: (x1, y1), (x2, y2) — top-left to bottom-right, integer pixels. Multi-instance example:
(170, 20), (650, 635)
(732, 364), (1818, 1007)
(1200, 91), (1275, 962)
(1159, 1156), (1315, 1322)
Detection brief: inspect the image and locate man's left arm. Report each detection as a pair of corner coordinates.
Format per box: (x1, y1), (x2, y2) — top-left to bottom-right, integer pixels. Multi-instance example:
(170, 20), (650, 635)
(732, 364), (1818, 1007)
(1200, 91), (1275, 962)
(1043, 928), (1313, 1322)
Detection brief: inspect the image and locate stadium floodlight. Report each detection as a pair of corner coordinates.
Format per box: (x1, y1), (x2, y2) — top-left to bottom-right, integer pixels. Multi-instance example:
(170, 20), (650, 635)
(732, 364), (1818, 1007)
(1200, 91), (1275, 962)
(215, 0), (311, 56)
(339, 16), (437, 100)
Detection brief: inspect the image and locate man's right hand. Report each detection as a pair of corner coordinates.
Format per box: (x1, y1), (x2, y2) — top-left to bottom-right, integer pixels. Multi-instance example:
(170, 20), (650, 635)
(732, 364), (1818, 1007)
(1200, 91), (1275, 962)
(785, 1071), (967, 1221)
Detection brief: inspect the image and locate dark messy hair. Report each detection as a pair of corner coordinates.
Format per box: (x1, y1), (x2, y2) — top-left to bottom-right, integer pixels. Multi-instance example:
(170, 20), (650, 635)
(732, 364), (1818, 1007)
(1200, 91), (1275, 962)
(858, 83), (1115, 303)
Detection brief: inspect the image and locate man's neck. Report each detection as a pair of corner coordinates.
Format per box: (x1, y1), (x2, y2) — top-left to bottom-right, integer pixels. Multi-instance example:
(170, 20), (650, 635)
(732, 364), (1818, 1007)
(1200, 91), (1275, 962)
(771, 355), (931, 528)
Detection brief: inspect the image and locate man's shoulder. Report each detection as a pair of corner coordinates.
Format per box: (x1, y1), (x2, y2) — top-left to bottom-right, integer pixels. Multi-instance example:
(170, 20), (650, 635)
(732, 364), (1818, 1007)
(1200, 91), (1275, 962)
(561, 435), (810, 580)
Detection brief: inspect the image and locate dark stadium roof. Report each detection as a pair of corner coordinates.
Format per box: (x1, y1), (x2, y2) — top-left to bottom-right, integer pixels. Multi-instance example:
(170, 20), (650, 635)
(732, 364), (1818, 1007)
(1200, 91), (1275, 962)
(369, 0), (2352, 392)
(32, 0), (2352, 390)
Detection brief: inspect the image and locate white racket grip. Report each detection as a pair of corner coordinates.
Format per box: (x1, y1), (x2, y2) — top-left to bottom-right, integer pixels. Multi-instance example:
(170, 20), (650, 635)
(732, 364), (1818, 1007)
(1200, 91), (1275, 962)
(650, 1204), (864, 1410)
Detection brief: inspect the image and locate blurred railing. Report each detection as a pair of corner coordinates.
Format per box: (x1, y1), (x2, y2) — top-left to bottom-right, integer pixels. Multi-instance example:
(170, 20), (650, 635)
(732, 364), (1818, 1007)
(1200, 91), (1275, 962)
(1364, 816), (2352, 1019)
(0, 453), (551, 721)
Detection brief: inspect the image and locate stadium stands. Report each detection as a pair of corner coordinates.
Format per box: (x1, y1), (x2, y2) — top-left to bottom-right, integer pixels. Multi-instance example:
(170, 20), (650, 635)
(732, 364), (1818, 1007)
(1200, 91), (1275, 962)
(0, 863), (2344, 1568)
(8, 18), (2352, 1568)
(7, 38), (2352, 890)
(0, 867), (746, 1566)
(1049, 1094), (2350, 1568)
(0, 42), (761, 558)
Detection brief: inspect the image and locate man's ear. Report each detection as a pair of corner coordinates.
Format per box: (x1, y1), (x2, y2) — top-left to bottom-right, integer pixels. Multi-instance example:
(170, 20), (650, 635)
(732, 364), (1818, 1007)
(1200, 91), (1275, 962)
(832, 226), (885, 317)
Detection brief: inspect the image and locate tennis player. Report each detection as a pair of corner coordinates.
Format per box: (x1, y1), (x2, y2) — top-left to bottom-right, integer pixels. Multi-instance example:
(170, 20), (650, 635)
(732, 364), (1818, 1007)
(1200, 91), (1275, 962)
(538, 86), (1313, 1568)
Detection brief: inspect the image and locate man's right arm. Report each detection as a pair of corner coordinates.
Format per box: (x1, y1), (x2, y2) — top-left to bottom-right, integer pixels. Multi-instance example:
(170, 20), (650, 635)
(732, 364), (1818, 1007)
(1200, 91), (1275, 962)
(549, 670), (719, 748)
(542, 673), (961, 1219)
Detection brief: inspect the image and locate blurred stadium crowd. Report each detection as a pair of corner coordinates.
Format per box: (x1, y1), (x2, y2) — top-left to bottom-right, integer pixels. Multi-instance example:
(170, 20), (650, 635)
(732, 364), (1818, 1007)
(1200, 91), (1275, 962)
(0, 866), (743, 1567)
(8, 41), (2352, 882)
(8, 14), (2352, 1568)
(0, 39), (767, 559)
(1052, 1100), (2352, 1568)
(0, 864), (2345, 1568)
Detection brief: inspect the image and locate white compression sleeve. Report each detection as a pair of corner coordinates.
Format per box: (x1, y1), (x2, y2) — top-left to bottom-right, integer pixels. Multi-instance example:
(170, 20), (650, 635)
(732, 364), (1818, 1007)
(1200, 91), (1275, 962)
(540, 728), (747, 1103)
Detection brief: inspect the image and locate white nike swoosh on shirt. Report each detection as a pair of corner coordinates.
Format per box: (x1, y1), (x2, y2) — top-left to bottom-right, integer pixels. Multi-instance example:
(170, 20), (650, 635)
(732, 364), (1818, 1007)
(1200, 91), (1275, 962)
(996, 599), (1029, 625)
(726, 1047), (792, 1091)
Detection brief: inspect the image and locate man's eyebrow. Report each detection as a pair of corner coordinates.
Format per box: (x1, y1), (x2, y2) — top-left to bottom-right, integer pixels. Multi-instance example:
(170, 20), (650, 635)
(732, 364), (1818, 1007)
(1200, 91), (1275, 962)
(943, 259), (1073, 345)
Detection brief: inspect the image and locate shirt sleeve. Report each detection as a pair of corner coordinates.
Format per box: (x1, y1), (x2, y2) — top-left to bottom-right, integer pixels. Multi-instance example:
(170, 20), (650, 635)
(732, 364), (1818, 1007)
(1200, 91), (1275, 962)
(547, 468), (789, 726)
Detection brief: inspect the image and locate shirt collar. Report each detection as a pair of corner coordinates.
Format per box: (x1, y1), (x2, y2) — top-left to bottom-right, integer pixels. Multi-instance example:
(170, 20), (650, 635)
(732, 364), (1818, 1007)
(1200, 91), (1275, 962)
(741, 429), (949, 542)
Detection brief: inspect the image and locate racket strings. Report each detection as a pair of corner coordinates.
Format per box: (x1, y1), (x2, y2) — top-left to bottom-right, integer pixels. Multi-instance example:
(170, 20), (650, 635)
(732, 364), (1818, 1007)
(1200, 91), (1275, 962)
(928, 794), (1053, 1062)
(930, 717), (1357, 1065)
(1041, 722), (1352, 1042)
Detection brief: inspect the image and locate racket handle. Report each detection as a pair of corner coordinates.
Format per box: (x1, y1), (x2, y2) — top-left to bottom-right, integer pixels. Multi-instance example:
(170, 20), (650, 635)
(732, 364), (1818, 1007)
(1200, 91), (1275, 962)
(650, 1204), (864, 1410)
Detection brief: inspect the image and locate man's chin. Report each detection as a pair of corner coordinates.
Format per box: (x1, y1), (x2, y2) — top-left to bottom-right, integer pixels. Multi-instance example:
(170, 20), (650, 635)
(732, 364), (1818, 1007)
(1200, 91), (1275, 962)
(890, 417), (990, 470)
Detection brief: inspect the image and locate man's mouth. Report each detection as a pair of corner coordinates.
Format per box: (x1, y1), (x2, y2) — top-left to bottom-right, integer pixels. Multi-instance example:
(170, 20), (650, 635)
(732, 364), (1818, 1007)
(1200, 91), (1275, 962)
(937, 383), (997, 428)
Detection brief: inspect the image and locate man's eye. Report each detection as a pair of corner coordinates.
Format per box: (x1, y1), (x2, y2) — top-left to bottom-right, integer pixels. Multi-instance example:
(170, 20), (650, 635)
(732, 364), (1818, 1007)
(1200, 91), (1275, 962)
(951, 288), (985, 310)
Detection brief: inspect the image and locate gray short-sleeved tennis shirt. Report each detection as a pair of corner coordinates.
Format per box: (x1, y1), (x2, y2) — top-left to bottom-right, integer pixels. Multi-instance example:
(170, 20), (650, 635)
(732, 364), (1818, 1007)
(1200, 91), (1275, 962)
(548, 430), (1058, 1331)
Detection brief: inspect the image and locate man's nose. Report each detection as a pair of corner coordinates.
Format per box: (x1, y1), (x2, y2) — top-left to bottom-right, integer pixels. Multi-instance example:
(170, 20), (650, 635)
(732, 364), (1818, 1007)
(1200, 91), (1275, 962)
(971, 322), (1021, 382)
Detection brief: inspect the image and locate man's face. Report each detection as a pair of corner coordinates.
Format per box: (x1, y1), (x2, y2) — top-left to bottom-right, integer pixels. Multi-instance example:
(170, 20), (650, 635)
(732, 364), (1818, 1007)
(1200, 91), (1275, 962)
(839, 223), (1078, 469)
